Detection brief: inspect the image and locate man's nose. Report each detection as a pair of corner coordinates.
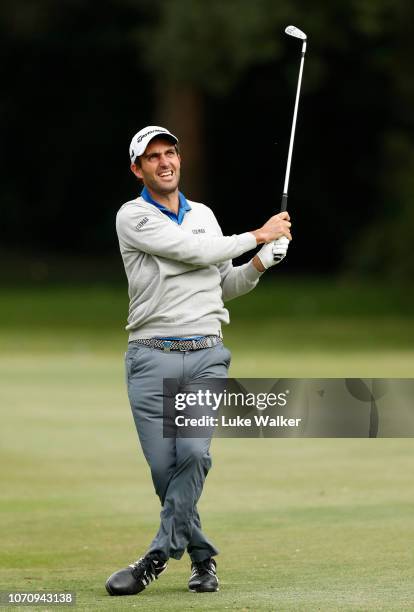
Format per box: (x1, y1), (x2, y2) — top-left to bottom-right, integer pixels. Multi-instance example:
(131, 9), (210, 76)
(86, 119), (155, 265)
(159, 154), (170, 166)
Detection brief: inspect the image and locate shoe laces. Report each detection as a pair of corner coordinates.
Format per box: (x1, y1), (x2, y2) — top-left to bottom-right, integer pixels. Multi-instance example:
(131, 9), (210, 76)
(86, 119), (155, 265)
(191, 558), (216, 578)
(129, 556), (164, 585)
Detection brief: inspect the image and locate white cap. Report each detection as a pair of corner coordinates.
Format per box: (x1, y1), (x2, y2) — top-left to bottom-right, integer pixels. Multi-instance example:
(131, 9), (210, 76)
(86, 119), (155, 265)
(129, 126), (178, 163)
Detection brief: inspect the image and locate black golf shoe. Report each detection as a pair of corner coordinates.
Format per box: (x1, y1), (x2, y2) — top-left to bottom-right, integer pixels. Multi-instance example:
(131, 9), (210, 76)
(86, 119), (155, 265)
(105, 554), (167, 596)
(188, 557), (219, 592)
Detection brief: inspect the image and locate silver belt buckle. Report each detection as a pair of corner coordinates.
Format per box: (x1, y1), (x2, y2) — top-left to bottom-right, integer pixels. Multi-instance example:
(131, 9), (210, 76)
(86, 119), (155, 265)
(162, 340), (172, 352)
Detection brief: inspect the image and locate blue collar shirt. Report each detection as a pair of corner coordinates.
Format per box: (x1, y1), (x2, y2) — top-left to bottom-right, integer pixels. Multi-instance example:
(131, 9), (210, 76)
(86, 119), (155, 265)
(140, 186), (191, 226)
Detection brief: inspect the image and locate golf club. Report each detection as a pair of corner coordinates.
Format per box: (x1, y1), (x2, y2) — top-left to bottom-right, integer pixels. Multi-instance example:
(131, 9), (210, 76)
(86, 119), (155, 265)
(273, 25), (307, 262)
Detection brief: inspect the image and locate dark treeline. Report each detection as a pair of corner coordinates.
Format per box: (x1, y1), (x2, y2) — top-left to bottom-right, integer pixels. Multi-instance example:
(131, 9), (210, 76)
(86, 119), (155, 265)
(1, 0), (413, 280)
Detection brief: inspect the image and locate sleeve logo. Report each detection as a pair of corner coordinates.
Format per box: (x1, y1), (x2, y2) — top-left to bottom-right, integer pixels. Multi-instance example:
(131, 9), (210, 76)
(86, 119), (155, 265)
(136, 216), (149, 230)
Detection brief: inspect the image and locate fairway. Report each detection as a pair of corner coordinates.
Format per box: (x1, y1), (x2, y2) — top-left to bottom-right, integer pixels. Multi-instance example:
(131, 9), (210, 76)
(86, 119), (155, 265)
(1, 283), (414, 610)
(3, 0), (414, 608)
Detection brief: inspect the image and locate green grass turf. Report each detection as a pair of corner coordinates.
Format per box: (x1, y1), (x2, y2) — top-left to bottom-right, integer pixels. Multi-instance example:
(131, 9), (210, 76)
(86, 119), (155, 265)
(1, 282), (414, 610)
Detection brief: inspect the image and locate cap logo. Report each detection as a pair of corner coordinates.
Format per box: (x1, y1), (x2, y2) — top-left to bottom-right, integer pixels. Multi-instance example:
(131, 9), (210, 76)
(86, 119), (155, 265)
(136, 128), (168, 144)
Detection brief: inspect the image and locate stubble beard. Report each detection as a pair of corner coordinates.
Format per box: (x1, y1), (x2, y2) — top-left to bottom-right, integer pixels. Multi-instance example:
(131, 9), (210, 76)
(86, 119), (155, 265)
(148, 171), (180, 196)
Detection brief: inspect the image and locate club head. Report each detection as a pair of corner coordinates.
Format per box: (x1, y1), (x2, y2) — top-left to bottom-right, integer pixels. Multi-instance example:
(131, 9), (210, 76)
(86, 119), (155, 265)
(285, 25), (307, 40)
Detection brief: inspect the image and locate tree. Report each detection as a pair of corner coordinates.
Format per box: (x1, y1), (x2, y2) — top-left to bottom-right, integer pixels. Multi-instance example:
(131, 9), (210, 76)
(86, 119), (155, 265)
(132, 0), (294, 197)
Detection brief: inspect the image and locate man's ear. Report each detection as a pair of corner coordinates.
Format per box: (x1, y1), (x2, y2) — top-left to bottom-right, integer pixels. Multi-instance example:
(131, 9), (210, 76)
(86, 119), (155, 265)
(131, 163), (143, 179)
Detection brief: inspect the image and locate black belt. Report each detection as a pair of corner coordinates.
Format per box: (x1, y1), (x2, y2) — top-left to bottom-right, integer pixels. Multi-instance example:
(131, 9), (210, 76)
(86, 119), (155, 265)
(129, 335), (222, 352)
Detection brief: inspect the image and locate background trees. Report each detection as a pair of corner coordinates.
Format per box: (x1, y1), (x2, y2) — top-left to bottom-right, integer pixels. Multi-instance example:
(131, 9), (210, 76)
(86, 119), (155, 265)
(1, 0), (413, 280)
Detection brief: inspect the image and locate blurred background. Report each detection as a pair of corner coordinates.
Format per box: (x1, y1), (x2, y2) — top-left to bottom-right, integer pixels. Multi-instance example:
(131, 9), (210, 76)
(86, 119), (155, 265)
(1, 2), (414, 609)
(1, 0), (414, 280)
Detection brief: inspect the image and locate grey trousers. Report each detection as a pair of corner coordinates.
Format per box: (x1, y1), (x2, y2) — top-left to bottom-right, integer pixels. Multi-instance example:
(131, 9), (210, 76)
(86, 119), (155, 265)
(126, 341), (231, 562)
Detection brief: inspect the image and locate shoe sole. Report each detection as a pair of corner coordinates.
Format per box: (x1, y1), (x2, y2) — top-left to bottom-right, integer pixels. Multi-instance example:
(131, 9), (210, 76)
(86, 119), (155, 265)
(189, 587), (219, 593)
(105, 581), (147, 597)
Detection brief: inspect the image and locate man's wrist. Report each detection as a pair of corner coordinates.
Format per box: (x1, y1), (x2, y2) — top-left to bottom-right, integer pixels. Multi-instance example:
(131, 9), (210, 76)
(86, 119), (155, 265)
(251, 230), (265, 245)
(252, 254), (266, 272)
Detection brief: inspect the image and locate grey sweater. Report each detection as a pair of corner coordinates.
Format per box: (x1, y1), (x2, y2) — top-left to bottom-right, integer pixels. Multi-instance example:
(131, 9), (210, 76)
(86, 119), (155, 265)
(116, 197), (263, 340)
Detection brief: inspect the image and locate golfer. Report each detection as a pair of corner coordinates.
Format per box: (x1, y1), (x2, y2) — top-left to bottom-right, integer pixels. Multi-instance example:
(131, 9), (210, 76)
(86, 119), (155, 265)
(105, 126), (292, 596)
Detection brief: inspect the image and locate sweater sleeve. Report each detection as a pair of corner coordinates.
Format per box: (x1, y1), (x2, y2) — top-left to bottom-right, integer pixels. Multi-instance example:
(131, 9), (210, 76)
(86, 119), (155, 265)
(217, 259), (263, 302)
(116, 203), (257, 266)
(209, 214), (264, 301)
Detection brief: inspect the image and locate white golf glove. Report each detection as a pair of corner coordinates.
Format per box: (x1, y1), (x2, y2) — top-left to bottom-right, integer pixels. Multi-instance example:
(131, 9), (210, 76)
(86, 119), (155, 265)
(257, 236), (290, 269)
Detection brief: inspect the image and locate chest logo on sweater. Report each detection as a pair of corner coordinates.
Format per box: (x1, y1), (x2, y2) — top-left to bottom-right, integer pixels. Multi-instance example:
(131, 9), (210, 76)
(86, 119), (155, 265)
(136, 216), (149, 230)
(192, 228), (206, 234)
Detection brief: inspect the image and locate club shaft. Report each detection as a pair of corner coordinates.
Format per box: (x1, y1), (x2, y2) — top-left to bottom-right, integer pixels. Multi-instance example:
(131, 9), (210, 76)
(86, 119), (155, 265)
(282, 45), (306, 207)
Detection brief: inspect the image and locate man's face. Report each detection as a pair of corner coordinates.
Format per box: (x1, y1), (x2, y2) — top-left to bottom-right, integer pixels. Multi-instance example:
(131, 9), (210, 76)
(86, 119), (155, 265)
(131, 137), (181, 195)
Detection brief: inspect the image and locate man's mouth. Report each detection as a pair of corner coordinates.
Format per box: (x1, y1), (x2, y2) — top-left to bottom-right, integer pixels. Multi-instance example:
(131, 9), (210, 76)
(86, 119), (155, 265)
(158, 170), (174, 178)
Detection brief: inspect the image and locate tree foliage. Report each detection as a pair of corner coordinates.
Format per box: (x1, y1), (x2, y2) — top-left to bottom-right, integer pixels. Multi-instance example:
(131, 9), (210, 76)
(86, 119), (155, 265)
(135, 0), (293, 93)
(0, 0), (413, 281)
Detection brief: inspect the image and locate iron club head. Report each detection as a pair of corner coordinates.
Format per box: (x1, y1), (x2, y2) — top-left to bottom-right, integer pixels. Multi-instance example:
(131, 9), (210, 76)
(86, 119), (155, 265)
(285, 25), (307, 40)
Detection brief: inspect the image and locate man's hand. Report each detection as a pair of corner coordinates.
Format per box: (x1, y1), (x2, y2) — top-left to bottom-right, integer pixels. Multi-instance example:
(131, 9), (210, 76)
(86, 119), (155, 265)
(251, 211), (292, 244)
(253, 237), (289, 271)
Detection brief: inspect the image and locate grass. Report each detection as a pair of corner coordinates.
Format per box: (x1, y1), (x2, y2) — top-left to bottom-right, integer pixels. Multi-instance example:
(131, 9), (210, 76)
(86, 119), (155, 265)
(1, 281), (414, 610)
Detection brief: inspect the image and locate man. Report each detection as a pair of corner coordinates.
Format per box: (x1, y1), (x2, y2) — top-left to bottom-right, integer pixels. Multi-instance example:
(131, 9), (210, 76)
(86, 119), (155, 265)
(105, 126), (291, 596)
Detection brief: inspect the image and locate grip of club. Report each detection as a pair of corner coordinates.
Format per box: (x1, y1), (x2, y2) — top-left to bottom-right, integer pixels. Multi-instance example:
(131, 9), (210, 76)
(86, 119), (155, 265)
(280, 193), (288, 212)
